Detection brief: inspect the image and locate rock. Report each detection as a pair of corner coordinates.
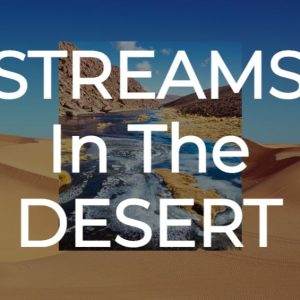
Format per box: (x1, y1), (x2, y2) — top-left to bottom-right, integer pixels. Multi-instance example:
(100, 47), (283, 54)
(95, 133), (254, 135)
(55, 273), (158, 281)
(65, 109), (76, 118)
(59, 42), (159, 117)
(102, 105), (112, 113)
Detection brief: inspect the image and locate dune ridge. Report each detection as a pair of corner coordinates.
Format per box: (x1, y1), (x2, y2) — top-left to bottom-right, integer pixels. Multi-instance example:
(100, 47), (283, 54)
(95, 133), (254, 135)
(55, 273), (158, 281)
(243, 139), (300, 190)
(0, 163), (58, 191)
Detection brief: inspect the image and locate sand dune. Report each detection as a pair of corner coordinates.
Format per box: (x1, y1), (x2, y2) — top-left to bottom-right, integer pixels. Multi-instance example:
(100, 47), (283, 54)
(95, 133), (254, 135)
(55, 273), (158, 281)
(243, 139), (300, 190)
(0, 135), (58, 262)
(0, 136), (299, 299)
(0, 137), (56, 180)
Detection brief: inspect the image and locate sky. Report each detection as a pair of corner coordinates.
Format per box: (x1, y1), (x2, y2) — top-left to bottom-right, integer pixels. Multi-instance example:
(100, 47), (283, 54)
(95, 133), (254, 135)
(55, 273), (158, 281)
(78, 41), (242, 95)
(0, 0), (299, 143)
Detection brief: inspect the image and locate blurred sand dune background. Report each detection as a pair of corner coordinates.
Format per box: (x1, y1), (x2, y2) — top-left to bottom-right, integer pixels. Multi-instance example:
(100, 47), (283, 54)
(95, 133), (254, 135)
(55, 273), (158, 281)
(0, 135), (299, 299)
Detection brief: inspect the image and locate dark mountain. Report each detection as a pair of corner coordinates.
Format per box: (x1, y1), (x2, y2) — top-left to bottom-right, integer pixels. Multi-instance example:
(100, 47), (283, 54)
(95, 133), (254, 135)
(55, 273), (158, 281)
(164, 86), (241, 117)
(158, 94), (180, 106)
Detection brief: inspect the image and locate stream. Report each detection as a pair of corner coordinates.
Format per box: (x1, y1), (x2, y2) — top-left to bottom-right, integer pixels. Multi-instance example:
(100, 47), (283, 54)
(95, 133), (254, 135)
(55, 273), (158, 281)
(59, 110), (241, 250)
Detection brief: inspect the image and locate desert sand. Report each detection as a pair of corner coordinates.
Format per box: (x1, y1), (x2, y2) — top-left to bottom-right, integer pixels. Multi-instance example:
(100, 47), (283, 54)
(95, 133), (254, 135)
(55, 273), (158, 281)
(0, 135), (299, 299)
(0, 136), (58, 262)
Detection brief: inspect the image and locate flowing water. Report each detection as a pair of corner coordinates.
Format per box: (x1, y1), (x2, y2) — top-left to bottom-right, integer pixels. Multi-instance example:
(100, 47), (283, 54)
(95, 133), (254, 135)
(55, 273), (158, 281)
(60, 110), (241, 250)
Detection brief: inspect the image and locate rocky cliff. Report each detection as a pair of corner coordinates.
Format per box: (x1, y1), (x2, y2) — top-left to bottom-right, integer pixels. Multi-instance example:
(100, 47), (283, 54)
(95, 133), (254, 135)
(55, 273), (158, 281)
(59, 42), (159, 116)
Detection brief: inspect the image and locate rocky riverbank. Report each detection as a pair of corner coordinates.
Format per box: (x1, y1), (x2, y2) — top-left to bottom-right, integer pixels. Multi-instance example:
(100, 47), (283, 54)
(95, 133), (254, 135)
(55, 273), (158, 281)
(154, 168), (225, 226)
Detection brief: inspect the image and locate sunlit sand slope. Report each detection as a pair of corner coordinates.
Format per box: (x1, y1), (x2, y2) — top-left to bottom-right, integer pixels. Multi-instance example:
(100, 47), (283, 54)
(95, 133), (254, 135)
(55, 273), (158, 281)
(0, 135), (58, 262)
